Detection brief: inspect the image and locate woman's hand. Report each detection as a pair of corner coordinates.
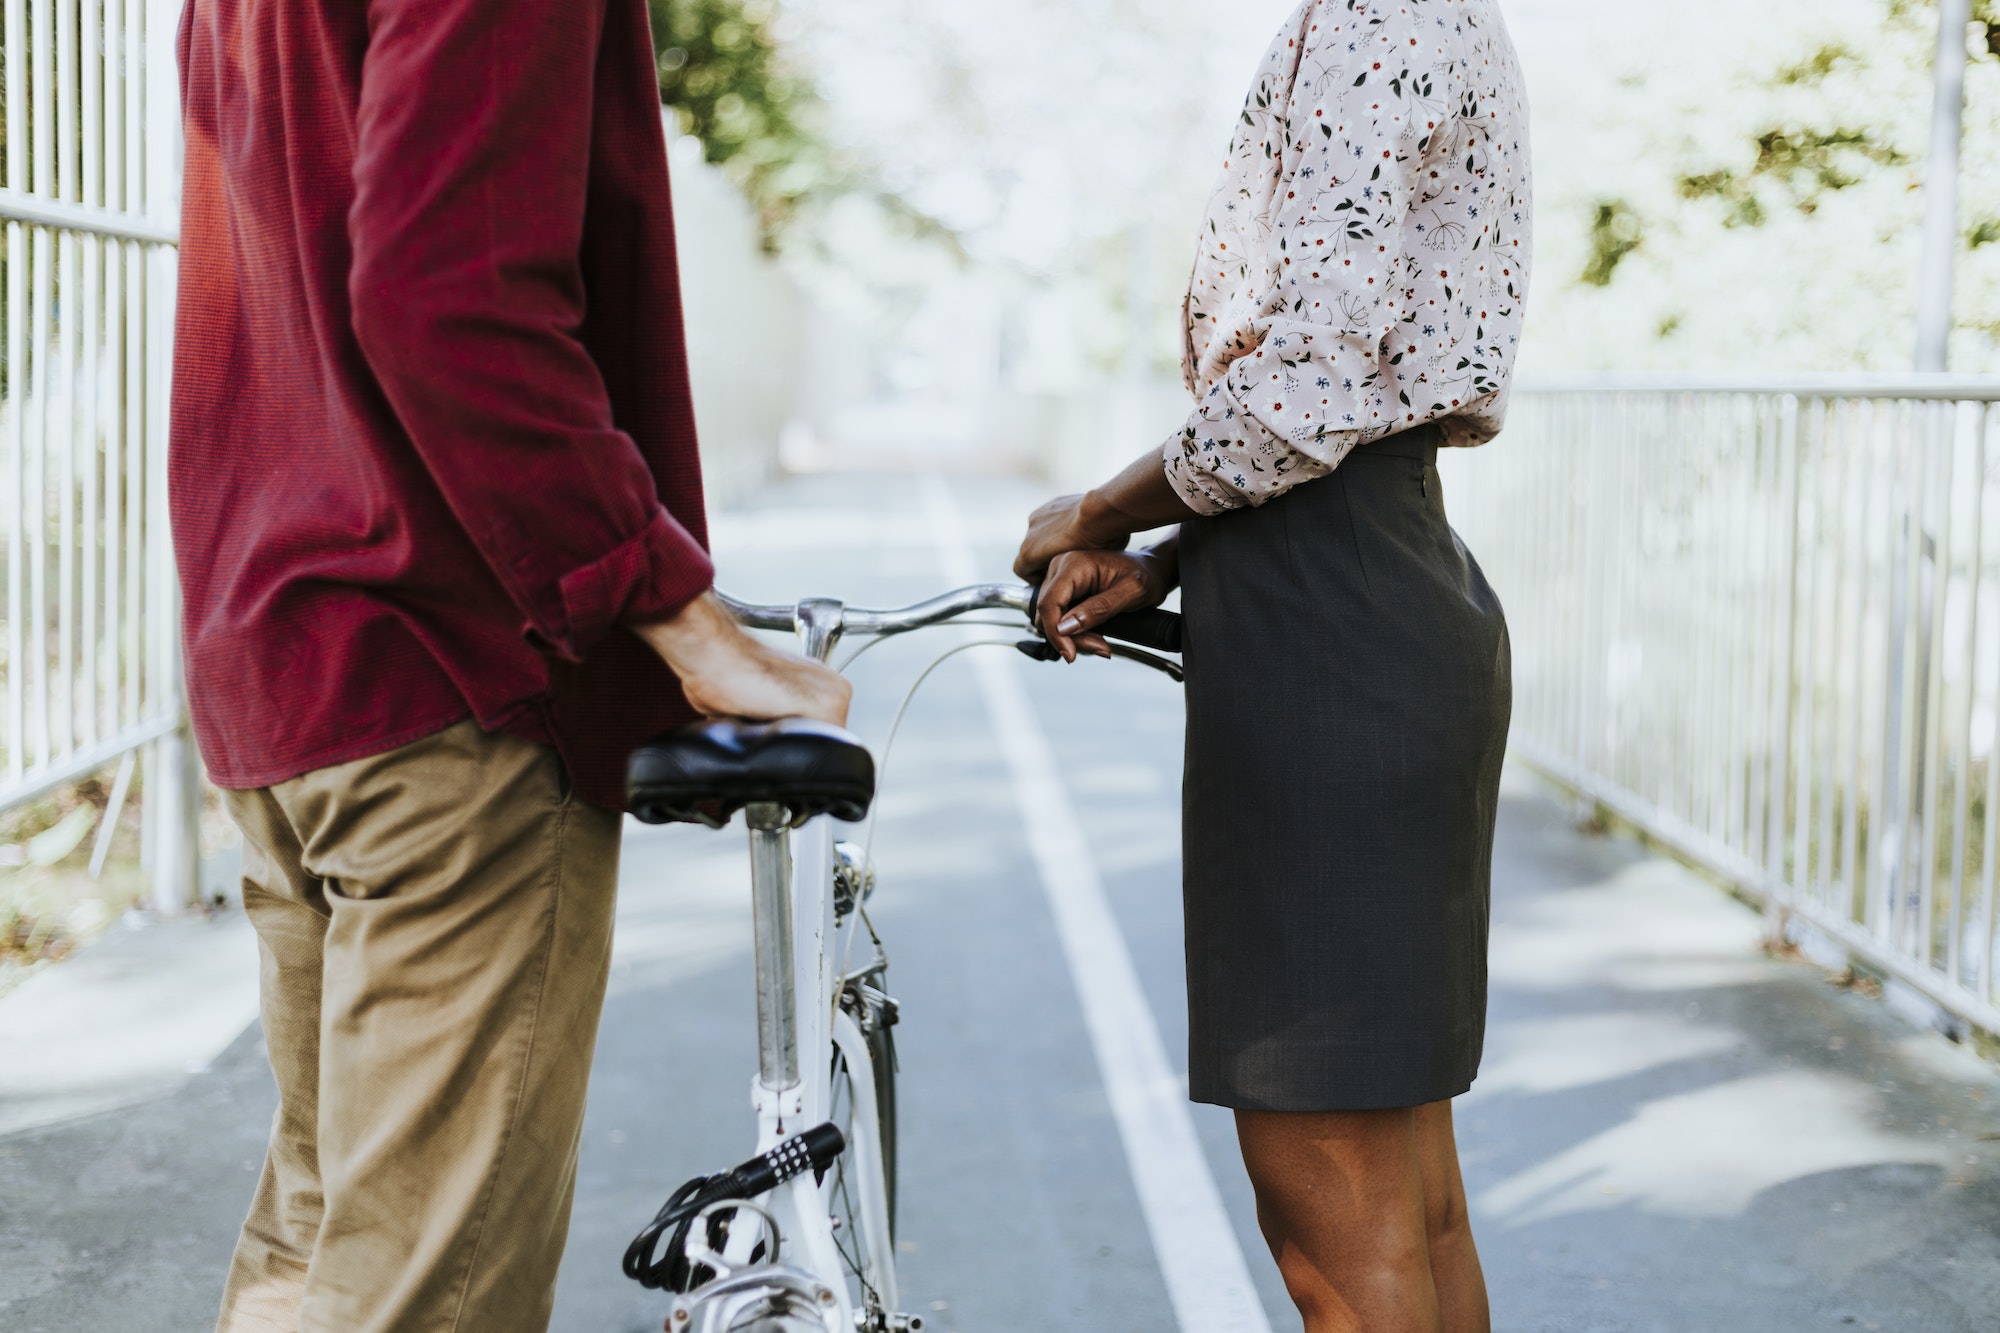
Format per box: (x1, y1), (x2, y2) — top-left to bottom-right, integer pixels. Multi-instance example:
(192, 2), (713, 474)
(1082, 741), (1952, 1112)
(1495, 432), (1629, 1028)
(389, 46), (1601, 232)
(1014, 448), (1200, 582)
(1035, 544), (1177, 664)
(1014, 494), (1128, 582)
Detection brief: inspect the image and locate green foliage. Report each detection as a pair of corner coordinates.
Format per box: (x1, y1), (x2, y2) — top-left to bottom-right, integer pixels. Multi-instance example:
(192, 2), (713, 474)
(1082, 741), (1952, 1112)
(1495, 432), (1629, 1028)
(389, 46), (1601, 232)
(1680, 128), (1907, 227)
(1973, 218), (2000, 248)
(1581, 199), (1645, 286)
(648, 0), (824, 245)
(1773, 44), (1858, 85)
(1675, 1), (1991, 242)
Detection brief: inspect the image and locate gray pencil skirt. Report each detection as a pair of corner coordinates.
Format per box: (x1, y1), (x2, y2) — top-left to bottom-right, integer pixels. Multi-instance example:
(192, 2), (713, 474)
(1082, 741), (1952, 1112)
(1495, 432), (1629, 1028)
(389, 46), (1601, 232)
(1178, 423), (1511, 1112)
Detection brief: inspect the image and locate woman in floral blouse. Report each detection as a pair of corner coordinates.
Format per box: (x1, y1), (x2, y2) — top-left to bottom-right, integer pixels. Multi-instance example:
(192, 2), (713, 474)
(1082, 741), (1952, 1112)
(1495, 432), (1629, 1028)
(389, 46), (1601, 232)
(1016, 2), (1530, 1329)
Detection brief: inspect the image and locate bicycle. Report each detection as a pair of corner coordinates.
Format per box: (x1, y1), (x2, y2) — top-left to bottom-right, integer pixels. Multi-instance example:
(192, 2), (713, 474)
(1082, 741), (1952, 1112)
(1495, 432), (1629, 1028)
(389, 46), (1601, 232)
(618, 583), (1183, 1333)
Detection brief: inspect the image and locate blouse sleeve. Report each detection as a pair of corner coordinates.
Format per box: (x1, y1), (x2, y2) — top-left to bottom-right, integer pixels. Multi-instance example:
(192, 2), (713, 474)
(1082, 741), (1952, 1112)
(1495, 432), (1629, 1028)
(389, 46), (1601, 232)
(1166, 5), (1496, 515)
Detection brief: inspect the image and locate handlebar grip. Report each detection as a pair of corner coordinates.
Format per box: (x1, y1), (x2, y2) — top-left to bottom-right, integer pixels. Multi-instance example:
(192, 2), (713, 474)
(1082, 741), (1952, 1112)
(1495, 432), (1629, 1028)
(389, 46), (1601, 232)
(1026, 582), (1184, 654)
(1097, 608), (1183, 654)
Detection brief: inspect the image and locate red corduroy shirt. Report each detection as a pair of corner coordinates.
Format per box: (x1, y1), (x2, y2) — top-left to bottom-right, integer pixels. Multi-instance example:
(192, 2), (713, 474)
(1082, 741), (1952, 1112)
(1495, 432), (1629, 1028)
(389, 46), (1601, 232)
(172, 0), (715, 810)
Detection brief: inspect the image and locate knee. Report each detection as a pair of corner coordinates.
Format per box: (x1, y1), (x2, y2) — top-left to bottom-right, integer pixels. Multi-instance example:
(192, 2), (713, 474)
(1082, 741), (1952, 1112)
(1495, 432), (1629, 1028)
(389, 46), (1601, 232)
(1423, 1179), (1472, 1252)
(1265, 1215), (1434, 1317)
(1360, 1223), (1437, 1286)
(1254, 1180), (1433, 1279)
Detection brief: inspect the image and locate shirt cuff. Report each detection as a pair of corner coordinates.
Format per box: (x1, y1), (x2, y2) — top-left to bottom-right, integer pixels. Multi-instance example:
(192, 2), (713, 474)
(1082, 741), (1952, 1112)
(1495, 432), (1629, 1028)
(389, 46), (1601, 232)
(1163, 432), (1238, 517)
(540, 509), (715, 663)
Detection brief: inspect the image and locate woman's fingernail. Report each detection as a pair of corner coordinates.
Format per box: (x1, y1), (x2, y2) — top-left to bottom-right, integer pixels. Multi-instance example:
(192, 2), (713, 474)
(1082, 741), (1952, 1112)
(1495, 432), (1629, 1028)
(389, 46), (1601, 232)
(1057, 616), (1081, 633)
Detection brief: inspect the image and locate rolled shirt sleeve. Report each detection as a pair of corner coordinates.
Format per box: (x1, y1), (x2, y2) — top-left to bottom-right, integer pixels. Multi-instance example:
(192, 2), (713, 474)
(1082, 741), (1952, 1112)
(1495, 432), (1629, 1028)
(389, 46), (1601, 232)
(347, 0), (712, 662)
(1165, 0), (1532, 514)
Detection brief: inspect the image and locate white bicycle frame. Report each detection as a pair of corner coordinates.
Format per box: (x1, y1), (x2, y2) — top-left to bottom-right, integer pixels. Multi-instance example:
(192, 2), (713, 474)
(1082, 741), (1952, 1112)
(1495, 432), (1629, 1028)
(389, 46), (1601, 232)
(703, 585), (1033, 1331)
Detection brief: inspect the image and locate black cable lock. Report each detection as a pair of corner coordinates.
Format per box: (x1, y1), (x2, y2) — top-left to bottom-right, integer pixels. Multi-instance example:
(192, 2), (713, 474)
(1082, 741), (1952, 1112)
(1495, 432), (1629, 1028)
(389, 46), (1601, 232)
(623, 1122), (847, 1293)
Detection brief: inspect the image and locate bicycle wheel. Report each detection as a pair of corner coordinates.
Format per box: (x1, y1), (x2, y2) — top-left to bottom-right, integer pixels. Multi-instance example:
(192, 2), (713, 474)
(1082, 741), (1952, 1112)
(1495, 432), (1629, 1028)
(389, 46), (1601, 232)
(827, 984), (899, 1317)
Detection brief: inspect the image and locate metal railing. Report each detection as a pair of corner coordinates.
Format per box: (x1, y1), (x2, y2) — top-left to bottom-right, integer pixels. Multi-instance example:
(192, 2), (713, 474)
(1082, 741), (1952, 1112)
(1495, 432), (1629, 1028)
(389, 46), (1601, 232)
(1446, 376), (2000, 1038)
(2, 0), (196, 908)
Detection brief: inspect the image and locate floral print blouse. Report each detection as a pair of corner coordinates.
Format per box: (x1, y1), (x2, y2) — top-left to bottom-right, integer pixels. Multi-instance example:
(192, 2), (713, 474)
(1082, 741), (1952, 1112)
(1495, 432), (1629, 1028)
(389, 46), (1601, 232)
(1166, 0), (1532, 514)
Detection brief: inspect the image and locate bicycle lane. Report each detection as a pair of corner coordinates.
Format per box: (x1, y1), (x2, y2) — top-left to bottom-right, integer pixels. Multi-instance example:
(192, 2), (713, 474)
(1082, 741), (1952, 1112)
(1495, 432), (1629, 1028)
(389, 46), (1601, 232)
(917, 473), (1300, 1330)
(923, 476), (1278, 1333)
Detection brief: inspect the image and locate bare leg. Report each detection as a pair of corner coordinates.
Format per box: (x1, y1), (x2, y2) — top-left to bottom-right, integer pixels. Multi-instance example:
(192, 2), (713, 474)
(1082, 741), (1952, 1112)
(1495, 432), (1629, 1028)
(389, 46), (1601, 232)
(1413, 1101), (1491, 1333)
(1235, 1108), (1444, 1333)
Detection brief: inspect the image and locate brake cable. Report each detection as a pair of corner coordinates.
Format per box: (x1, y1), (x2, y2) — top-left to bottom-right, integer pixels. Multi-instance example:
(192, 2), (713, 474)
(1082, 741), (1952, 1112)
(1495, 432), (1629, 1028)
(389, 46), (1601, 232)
(839, 622), (1182, 983)
(832, 619), (1027, 673)
(857, 637), (1023, 887)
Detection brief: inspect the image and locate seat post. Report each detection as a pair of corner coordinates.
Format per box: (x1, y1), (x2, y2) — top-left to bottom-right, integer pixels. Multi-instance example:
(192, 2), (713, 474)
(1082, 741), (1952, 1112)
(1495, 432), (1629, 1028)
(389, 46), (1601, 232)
(745, 802), (799, 1092)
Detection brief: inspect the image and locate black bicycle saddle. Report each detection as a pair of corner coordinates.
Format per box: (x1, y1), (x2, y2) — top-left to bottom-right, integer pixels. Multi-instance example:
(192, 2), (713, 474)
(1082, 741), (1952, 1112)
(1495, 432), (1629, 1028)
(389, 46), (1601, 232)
(627, 718), (876, 828)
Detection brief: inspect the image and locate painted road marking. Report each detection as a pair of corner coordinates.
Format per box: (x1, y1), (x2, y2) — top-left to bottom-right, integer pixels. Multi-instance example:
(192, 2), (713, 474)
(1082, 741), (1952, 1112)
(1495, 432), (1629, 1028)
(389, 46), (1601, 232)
(924, 476), (1275, 1333)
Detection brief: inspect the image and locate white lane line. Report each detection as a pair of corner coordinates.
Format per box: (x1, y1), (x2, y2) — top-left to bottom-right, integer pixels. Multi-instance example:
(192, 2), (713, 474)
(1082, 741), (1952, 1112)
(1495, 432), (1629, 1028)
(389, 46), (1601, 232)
(923, 476), (1274, 1333)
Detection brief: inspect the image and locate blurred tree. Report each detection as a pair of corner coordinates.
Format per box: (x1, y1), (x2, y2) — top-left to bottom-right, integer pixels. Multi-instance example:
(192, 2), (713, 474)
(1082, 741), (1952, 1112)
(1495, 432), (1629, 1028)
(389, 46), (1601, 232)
(1581, 200), (1646, 286)
(1679, 125), (1908, 229)
(647, 0), (962, 260)
(1583, 0), (2000, 362)
(649, 0), (826, 246)
(1687, 3), (1994, 301)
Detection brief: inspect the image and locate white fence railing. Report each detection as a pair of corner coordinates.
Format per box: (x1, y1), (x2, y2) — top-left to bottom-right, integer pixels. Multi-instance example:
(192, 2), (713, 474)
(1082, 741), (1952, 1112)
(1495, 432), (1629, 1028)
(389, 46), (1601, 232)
(3, 0), (196, 908)
(1447, 377), (2000, 1038)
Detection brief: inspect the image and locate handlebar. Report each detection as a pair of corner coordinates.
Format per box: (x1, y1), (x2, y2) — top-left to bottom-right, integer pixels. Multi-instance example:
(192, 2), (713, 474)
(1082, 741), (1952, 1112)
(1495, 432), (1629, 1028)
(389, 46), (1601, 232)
(715, 582), (1183, 681)
(716, 584), (1033, 638)
(716, 583), (1179, 649)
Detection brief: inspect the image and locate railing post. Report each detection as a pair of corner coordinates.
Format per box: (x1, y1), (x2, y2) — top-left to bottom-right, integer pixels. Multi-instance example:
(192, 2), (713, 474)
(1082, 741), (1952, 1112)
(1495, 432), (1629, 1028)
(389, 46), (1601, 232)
(147, 562), (199, 913)
(1765, 394), (1805, 948)
(148, 715), (201, 914)
(144, 0), (192, 914)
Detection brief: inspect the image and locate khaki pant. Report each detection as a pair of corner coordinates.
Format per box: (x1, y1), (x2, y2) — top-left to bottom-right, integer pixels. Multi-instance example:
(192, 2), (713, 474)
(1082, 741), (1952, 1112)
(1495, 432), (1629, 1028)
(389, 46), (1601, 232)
(216, 721), (622, 1333)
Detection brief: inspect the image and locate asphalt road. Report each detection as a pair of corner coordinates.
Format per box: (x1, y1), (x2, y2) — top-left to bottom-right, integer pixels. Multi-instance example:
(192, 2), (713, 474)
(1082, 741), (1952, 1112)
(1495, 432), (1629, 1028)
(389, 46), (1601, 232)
(6, 471), (2000, 1332)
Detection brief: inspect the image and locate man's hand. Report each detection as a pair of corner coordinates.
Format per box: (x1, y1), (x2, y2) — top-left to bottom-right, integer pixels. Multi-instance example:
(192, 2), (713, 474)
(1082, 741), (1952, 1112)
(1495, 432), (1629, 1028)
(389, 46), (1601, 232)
(1036, 545), (1177, 664)
(633, 593), (852, 727)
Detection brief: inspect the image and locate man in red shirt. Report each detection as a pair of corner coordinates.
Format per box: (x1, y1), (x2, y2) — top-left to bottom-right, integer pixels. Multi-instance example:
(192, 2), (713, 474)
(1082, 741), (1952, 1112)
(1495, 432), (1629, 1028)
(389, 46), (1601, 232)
(172, 0), (842, 1325)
